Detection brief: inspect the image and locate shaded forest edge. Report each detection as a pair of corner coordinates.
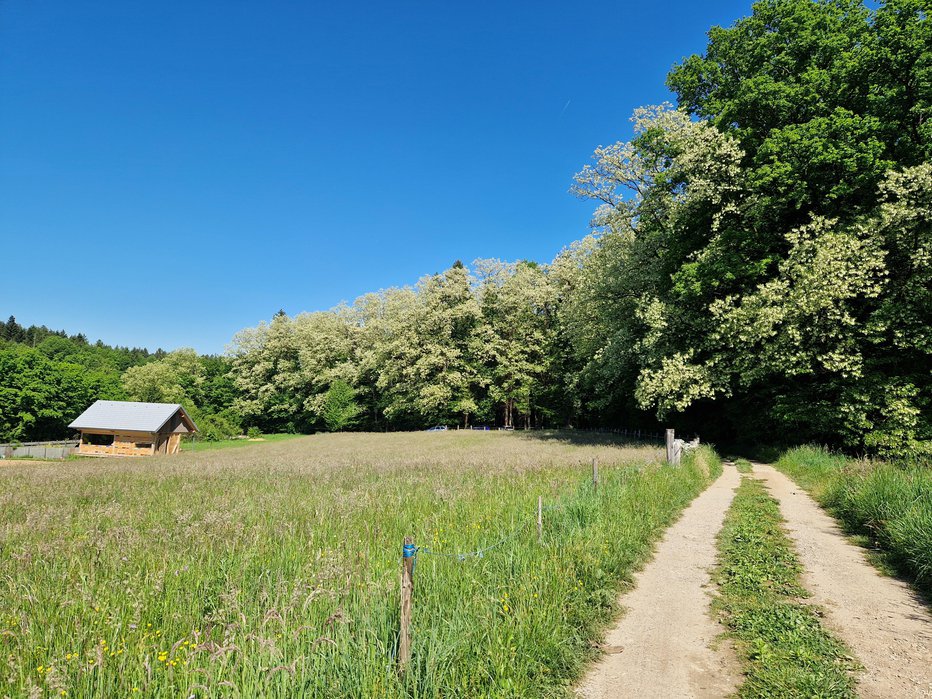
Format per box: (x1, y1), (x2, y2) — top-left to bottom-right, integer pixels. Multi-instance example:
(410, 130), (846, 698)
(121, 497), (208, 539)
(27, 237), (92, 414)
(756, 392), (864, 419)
(3, 0), (930, 461)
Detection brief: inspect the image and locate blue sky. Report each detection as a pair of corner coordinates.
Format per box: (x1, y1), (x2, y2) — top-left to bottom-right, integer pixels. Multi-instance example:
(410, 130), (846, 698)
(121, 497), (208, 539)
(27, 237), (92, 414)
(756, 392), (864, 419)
(1, 1), (750, 354)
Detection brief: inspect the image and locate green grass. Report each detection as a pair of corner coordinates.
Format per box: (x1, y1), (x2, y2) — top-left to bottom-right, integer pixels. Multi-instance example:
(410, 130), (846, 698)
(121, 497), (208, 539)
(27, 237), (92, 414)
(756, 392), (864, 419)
(715, 477), (857, 698)
(179, 433), (305, 453)
(0, 432), (720, 698)
(732, 458), (753, 474)
(777, 446), (932, 597)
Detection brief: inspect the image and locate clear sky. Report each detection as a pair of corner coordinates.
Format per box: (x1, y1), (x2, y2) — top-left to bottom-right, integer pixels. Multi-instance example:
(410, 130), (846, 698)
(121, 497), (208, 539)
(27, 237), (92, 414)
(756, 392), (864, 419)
(1, 1), (751, 354)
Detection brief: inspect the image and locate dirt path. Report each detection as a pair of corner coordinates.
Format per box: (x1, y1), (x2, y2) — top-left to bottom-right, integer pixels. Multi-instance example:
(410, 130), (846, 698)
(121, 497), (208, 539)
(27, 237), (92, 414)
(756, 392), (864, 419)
(753, 463), (932, 698)
(576, 463), (742, 699)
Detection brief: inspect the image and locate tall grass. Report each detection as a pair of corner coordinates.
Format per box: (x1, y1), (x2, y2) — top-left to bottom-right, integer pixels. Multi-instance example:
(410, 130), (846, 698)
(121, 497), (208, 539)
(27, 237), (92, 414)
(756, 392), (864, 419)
(777, 446), (932, 596)
(0, 432), (719, 697)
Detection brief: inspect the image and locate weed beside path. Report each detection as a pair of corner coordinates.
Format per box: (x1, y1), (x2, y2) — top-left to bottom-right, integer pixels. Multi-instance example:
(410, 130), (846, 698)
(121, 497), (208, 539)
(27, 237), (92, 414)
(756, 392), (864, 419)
(715, 477), (857, 698)
(0, 432), (717, 698)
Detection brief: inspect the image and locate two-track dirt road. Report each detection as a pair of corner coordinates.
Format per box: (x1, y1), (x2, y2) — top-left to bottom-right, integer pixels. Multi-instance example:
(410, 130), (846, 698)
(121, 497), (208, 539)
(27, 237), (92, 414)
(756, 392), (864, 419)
(576, 462), (932, 698)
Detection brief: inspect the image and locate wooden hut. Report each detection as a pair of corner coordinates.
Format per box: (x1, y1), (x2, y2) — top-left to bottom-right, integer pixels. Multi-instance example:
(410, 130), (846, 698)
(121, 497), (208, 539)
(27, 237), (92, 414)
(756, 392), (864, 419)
(69, 400), (198, 457)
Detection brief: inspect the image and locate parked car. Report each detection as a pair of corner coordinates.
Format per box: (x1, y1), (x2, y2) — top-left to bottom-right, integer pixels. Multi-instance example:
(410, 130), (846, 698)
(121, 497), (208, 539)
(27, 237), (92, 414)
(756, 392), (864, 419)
(426, 425), (448, 432)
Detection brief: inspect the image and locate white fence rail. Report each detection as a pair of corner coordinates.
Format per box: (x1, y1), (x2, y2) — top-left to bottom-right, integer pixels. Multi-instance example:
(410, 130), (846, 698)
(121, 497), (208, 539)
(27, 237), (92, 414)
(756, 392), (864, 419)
(0, 440), (78, 460)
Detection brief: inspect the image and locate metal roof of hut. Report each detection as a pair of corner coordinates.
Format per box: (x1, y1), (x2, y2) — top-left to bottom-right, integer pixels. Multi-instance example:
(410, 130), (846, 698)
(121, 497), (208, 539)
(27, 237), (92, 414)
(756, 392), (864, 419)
(69, 401), (198, 433)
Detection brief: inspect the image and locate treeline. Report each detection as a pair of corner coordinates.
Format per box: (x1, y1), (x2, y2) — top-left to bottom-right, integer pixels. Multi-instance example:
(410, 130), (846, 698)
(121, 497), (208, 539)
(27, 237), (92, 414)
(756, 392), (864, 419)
(0, 316), (165, 369)
(229, 261), (570, 433)
(2, 1), (929, 459)
(0, 316), (239, 443)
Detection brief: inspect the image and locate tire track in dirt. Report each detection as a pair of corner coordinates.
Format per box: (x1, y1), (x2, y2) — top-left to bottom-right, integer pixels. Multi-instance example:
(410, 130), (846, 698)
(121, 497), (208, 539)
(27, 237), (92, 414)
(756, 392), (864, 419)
(753, 462), (932, 699)
(576, 463), (742, 699)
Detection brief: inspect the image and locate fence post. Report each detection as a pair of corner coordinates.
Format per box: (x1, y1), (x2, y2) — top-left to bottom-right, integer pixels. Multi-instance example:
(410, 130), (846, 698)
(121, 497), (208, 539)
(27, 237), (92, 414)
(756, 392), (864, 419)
(399, 537), (415, 670)
(666, 429), (675, 465)
(592, 458), (599, 492)
(537, 496), (543, 543)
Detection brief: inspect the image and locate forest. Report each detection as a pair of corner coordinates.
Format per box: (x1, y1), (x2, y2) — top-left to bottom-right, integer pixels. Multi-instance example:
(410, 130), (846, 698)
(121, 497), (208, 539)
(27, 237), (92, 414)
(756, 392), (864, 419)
(2, 0), (929, 460)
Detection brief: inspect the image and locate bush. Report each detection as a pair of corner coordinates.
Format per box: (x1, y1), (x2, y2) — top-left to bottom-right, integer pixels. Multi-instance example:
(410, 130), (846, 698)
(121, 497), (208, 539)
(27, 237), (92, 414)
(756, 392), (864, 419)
(682, 444), (722, 480)
(186, 405), (242, 441)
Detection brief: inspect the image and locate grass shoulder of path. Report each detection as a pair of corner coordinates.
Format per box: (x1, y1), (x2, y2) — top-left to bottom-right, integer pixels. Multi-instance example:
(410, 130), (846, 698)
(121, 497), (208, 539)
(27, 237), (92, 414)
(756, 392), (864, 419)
(776, 446), (932, 597)
(0, 433), (721, 698)
(715, 477), (857, 698)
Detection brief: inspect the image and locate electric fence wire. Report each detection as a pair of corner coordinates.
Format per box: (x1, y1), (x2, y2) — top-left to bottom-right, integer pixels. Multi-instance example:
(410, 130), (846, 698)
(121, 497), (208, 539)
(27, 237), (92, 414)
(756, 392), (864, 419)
(415, 518), (534, 562)
(410, 485), (590, 564)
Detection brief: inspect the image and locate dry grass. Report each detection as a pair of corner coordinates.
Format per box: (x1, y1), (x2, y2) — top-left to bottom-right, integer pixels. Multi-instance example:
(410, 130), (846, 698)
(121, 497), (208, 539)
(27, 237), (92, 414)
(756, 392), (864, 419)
(0, 431), (711, 698)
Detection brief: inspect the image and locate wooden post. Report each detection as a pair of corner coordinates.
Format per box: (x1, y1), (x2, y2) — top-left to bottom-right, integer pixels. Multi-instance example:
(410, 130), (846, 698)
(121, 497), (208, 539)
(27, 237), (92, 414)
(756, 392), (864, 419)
(666, 429), (675, 465)
(399, 537), (415, 670)
(592, 458), (599, 492)
(537, 496), (543, 542)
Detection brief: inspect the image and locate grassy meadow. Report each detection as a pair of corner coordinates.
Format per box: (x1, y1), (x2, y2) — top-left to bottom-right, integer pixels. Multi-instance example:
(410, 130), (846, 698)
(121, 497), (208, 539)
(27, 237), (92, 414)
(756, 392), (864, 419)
(776, 446), (932, 597)
(178, 433), (305, 453)
(0, 431), (719, 698)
